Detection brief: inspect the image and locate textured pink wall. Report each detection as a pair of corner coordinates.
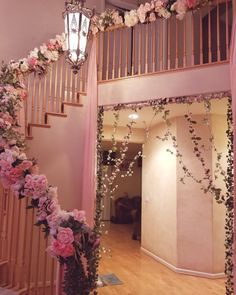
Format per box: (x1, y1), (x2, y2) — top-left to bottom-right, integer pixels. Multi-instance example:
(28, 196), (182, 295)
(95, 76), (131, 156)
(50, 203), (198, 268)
(26, 104), (88, 211)
(0, 0), (103, 62)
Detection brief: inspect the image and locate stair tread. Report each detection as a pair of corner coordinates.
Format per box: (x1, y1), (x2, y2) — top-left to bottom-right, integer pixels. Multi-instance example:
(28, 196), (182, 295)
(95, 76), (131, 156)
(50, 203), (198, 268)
(46, 112), (67, 117)
(28, 123), (51, 128)
(62, 102), (83, 107)
(0, 287), (18, 295)
(0, 260), (8, 266)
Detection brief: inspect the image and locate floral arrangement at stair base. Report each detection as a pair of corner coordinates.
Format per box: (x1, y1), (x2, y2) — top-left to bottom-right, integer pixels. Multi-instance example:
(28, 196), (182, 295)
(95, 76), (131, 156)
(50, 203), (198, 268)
(91, 0), (210, 34)
(0, 34), (100, 295)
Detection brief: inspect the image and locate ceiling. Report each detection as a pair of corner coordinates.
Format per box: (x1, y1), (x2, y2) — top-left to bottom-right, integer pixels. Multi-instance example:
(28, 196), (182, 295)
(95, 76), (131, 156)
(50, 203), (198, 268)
(103, 98), (228, 129)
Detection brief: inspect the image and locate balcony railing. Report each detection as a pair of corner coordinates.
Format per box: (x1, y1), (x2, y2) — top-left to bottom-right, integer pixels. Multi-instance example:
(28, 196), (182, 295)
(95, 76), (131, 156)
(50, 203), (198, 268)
(97, 0), (234, 82)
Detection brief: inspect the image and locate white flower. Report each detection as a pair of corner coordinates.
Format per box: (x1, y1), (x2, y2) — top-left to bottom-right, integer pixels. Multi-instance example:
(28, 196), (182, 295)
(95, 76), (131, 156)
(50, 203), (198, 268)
(171, 0), (187, 20)
(48, 186), (58, 199)
(144, 2), (152, 12)
(50, 51), (59, 61)
(19, 58), (29, 73)
(9, 61), (19, 71)
(124, 10), (139, 27)
(40, 44), (48, 55)
(18, 152), (27, 161)
(91, 24), (99, 35)
(112, 11), (123, 26)
(154, 0), (164, 12)
(29, 48), (39, 59)
(158, 7), (171, 19)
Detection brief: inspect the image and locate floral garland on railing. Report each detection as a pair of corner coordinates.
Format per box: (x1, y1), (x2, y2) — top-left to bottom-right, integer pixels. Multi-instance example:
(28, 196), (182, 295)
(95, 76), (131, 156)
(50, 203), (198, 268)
(0, 34), (99, 295)
(91, 0), (211, 34)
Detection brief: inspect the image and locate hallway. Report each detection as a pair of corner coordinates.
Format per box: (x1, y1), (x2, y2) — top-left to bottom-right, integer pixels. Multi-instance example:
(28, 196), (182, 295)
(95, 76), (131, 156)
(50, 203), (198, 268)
(99, 223), (225, 295)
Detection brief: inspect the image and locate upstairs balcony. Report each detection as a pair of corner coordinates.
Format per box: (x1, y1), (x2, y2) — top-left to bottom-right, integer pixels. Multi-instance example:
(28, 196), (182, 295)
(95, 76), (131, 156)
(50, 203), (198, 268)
(96, 0), (235, 105)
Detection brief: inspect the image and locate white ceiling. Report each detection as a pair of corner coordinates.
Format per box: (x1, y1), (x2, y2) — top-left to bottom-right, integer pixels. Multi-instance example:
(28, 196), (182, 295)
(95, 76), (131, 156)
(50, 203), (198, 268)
(103, 98), (228, 129)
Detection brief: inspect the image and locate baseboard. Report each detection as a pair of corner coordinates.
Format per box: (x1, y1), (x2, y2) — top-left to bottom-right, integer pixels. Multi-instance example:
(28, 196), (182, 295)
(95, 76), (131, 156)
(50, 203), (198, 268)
(141, 247), (225, 279)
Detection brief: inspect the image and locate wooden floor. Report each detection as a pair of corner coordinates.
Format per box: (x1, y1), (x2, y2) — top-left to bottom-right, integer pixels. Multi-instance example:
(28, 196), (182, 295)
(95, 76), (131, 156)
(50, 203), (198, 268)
(98, 223), (225, 295)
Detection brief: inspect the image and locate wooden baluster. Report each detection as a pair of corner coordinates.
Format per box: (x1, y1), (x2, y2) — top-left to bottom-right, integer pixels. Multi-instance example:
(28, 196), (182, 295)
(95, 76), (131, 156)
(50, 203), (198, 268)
(27, 209), (35, 294)
(19, 198), (28, 289)
(126, 28), (129, 76)
(59, 58), (64, 111)
(138, 25), (142, 75)
(49, 66), (53, 112)
(208, 3), (212, 63)
(0, 187), (5, 260)
(132, 27), (135, 76)
(145, 24), (149, 74)
(118, 29), (122, 78)
(69, 66), (73, 103)
(42, 238), (49, 295)
(160, 21), (163, 71)
(37, 79), (42, 124)
(42, 75), (47, 124)
(54, 59), (59, 111)
(216, 0), (221, 61)
(34, 227), (41, 294)
(74, 65), (78, 102)
(12, 198), (22, 286)
(8, 193), (16, 287)
(183, 18), (187, 67)
(31, 76), (37, 125)
(106, 31), (110, 80)
(200, 9), (203, 65)
(191, 12), (195, 66)
(152, 22), (156, 73)
(5, 189), (11, 263)
(99, 33), (104, 81)
(24, 77), (29, 134)
(168, 19), (171, 70)
(112, 30), (116, 79)
(64, 60), (69, 103)
(175, 18), (179, 68)
(50, 260), (56, 295)
(225, 0), (229, 60)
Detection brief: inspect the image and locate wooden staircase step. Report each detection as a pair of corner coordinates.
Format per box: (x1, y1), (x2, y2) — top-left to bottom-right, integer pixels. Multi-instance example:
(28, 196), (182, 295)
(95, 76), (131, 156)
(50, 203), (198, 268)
(0, 260), (8, 266)
(44, 112), (67, 124)
(77, 91), (87, 96)
(61, 102), (83, 112)
(0, 288), (18, 295)
(27, 123), (51, 137)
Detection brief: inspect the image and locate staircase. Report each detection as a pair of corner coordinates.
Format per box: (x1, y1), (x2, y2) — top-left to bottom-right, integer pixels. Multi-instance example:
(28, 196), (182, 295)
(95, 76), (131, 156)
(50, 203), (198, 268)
(0, 54), (88, 295)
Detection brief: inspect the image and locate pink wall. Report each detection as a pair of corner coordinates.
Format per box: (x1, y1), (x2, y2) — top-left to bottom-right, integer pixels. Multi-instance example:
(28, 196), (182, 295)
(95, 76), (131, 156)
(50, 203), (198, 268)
(142, 114), (226, 275)
(98, 63), (230, 106)
(0, 0), (103, 62)
(26, 104), (88, 211)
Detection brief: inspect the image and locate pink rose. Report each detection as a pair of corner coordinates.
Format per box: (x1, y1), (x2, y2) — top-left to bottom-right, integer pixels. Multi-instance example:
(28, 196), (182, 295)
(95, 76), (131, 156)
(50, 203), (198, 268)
(49, 239), (75, 258)
(57, 227), (74, 244)
(186, 0), (197, 8)
(72, 209), (86, 223)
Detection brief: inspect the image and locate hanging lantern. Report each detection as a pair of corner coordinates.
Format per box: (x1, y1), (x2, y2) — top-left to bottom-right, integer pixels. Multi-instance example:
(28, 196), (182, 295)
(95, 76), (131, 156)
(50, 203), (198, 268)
(63, 0), (93, 74)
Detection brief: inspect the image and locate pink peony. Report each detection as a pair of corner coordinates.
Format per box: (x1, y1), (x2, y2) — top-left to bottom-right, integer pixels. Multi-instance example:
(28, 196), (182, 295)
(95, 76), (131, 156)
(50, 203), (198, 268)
(57, 227), (74, 244)
(23, 174), (48, 199)
(49, 238), (75, 258)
